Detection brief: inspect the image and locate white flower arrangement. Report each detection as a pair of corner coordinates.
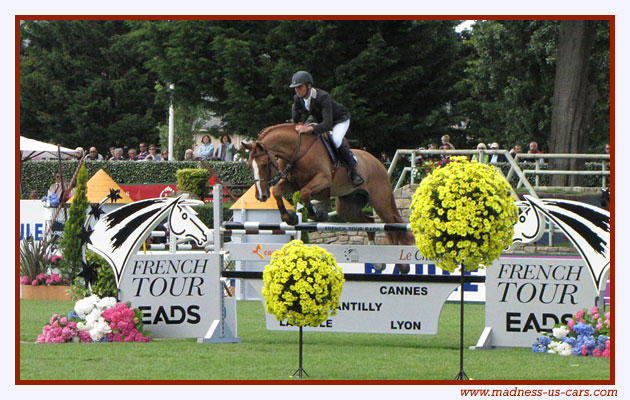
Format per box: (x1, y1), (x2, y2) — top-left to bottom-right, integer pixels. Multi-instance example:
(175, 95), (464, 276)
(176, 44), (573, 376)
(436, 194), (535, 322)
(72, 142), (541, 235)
(552, 326), (570, 339)
(73, 294), (117, 341)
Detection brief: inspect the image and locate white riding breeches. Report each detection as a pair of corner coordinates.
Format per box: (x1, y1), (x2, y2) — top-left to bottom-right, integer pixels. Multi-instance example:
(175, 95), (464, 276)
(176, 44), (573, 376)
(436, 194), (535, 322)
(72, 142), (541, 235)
(331, 119), (350, 148)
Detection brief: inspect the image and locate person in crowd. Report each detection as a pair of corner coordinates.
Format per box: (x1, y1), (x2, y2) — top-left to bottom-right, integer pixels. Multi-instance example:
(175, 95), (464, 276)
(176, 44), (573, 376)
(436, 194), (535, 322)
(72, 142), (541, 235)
(29, 190), (39, 200)
(136, 142), (149, 161)
(184, 149), (194, 160)
(441, 134), (456, 150)
(489, 142), (506, 164)
(86, 147), (104, 160)
(160, 149), (168, 161)
(128, 148), (138, 161)
(196, 135), (215, 160)
(379, 151), (391, 164)
(509, 144), (523, 160)
(144, 144), (161, 161)
(605, 143), (610, 154)
(426, 143), (440, 161)
(471, 143), (489, 163)
(529, 141), (542, 153)
(48, 172), (65, 197)
(74, 147), (85, 160)
(439, 144), (452, 160)
(529, 141), (544, 164)
(289, 70), (363, 187)
(109, 148), (125, 161)
(107, 147), (116, 160)
(215, 135), (236, 161)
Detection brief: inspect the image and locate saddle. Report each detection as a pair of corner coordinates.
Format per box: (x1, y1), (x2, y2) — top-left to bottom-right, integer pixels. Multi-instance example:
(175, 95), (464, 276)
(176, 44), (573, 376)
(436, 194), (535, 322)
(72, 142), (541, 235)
(320, 132), (342, 166)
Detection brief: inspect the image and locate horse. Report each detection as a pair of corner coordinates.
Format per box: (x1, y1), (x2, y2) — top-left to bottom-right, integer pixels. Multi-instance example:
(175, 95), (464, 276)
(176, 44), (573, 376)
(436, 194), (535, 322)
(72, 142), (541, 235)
(243, 123), (414, 273)
(87, 195), (211, 285)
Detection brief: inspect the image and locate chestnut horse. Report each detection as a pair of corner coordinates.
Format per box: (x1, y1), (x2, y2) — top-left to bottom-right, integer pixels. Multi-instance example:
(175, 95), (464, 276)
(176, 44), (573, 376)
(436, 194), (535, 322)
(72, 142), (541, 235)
(243, 123), (414, 273)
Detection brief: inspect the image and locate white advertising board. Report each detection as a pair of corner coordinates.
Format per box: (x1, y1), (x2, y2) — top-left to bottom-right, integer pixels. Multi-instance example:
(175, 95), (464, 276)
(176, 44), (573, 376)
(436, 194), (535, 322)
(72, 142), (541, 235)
(483, 255), (598, 347)
(20, 200), (48, 241)
(118, 252), (223, 338)
(247, 277), (463, 334)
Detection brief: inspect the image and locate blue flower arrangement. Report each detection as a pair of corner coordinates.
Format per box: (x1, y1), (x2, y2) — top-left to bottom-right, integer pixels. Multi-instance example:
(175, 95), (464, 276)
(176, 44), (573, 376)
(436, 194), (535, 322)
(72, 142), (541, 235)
(532, 306), (610, 358)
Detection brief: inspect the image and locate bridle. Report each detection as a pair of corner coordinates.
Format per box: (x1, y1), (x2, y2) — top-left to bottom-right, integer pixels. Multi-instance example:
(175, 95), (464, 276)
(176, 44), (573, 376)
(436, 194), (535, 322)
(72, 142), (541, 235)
(251, 142), (282, 186)
(251, 127), (319, 187)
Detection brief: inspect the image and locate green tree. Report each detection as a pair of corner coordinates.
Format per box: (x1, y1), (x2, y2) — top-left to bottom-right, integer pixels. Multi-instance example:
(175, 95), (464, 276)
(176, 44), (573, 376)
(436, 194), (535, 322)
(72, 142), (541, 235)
(458, 20), (609, 154)
(20, 20), (164, 152)
(459, 20), (558, 150)
(132, 20), (464, 155)
(58, 164), (89, 279)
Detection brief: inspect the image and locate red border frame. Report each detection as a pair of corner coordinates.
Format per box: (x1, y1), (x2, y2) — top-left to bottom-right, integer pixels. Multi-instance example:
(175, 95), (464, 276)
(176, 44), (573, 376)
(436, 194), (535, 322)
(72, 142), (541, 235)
(15, 15), (615, 386)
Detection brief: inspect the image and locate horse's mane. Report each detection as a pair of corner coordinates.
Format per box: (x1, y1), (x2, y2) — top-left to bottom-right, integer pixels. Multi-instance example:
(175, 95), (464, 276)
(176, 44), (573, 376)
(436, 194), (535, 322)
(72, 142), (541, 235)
(257, 123), (295, 141)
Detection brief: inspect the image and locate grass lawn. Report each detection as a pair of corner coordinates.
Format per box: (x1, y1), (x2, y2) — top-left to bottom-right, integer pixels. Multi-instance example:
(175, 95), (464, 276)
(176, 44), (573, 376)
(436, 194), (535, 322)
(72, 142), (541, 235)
(19, 299), (611, 381)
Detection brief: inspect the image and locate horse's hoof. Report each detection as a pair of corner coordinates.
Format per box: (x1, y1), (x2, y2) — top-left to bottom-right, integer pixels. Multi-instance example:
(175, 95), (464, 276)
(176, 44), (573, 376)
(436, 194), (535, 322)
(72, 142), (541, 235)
(396, 264), (410, 274)
(314, 209), (328, 222)
(285, 212), (299, 226)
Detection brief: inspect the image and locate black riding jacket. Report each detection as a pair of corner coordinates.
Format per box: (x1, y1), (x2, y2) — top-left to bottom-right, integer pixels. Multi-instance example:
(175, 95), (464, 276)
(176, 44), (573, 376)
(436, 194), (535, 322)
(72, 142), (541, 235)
(291, 88), (350, 135)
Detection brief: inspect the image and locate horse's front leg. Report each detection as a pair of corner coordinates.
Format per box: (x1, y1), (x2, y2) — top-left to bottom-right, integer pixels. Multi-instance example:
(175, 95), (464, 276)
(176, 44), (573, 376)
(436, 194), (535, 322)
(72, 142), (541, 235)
(300, 174), (331, 222)
(272, 179), (299, 225)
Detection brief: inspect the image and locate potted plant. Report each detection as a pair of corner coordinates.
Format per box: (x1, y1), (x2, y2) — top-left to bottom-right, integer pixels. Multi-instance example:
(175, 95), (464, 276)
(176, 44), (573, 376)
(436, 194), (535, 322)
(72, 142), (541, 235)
(20, 237), (72, 300)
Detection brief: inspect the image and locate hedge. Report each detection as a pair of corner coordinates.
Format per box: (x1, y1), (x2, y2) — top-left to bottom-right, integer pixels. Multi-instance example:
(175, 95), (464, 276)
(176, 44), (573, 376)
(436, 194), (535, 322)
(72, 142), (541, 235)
(20, 160), (253, 199)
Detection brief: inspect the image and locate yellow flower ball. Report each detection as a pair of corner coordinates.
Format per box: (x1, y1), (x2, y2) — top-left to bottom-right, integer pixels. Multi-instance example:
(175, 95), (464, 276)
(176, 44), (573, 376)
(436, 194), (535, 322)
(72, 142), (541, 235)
(262, 240), (345, 327)
(409, 157), (518, 272)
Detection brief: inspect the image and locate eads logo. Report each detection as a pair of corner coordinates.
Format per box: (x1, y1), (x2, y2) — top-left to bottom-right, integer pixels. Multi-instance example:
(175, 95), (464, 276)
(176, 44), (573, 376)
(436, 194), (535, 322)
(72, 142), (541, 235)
(252, 244), (274, 259)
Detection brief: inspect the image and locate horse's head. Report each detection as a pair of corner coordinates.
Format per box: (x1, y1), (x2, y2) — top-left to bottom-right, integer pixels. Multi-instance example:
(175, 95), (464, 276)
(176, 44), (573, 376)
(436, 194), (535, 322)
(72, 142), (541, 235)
(512, 200), (545, 244)
(242, 141), (279, 202)
(167, 196), (211, 246)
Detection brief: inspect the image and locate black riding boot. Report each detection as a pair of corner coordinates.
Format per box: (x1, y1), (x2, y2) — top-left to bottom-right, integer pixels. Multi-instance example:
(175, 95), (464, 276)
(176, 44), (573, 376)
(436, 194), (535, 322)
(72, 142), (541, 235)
(337, 143), (364, 187)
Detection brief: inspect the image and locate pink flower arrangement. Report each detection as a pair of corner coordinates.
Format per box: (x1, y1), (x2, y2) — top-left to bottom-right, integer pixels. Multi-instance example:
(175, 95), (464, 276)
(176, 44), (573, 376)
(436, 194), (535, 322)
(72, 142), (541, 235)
(102, 302), (152, 343)
(37, 314), (80, 343)
(21, 273), (70, 286)
(37, 296), (151, 344)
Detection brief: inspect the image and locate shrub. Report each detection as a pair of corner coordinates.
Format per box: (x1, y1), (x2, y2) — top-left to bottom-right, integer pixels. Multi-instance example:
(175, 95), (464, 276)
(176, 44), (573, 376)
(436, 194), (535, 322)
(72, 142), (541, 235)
(20, 160), (253, 199)
(70, 251), (117, 301)
(177, 168), (211, 199)
(58, 165), (89, 279)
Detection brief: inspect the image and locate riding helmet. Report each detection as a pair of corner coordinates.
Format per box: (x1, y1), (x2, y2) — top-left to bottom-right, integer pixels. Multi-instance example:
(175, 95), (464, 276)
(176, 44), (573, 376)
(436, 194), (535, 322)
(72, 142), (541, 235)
(289, 71), (314, 88)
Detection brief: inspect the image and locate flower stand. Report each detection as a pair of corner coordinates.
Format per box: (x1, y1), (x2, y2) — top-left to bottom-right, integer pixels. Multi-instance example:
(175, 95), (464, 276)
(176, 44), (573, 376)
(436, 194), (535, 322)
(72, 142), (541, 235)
(291, 327), (309, 379)
(454, 268), (469, 380)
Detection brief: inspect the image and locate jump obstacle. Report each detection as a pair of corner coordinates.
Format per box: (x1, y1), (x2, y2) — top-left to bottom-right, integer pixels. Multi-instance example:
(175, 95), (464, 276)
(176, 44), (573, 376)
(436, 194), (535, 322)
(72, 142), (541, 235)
(109, 184), (607, 347)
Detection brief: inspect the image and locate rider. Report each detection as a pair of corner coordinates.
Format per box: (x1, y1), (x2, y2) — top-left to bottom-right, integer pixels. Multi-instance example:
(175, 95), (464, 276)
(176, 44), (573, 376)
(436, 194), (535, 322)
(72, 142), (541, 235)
(289, 71), (364, 187)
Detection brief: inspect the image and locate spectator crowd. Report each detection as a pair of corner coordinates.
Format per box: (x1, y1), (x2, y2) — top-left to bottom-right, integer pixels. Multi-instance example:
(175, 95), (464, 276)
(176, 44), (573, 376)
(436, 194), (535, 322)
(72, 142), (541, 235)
(379, 136), (610, 170)
(73, 134), (246, 163)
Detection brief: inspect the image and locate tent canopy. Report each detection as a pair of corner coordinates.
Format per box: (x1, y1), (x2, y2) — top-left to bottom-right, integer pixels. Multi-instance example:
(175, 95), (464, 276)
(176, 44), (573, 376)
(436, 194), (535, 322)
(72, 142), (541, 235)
(20, 136), (75, 162)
